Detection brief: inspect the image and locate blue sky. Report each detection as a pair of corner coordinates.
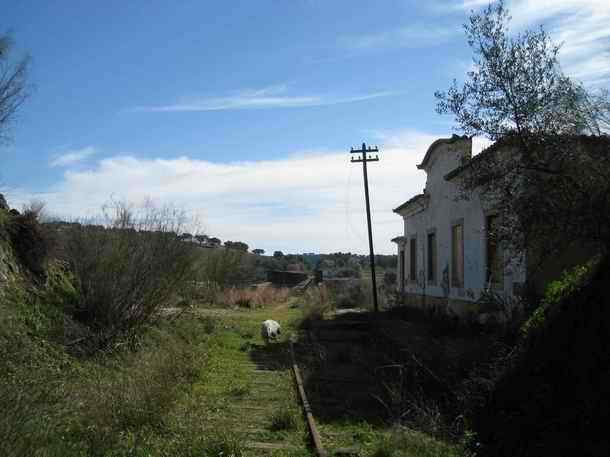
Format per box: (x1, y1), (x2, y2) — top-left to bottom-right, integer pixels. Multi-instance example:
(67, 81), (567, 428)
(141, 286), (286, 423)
(3, 0), (609, 254)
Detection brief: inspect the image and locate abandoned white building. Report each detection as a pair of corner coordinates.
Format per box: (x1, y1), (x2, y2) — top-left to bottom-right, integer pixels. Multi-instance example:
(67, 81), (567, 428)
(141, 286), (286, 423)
(391, 135), (526, 316)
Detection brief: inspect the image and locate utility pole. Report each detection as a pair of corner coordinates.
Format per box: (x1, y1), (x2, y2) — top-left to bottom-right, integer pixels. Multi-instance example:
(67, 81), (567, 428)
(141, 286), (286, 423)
(350, 142), (379, 312)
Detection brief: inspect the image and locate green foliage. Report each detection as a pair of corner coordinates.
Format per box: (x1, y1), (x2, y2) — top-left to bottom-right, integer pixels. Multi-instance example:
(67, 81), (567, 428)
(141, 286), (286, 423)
(435, 0), (583, 141)
(65, 322), (207, 449)
(269, 405), (298, 431)
(198, 433), (245, 457)
(43, 261), (80, 310)
(224, 240), (249, 252)
(0, 208), (10, 226)
(196, 248), (254, 288)
(0, 307), (212, 456)
(519, 306), (545, 339)
(0, 262), (77, 342)
(470, 255), (610, 456)
(435, 0), (610, 256)
(520, 257), (598, 339)
(542, 259), (596, 306)
(370, 427), (472, 457)
(198, 315), (217, 334)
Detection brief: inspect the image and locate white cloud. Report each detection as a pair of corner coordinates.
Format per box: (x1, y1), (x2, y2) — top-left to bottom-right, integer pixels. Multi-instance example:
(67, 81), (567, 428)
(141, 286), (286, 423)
(49, 146), (96, 167)
(340, 24), (458, 51)
(134, 84), (395, 112)
(461, 0), (491, 10)
(472, 135), (493, 155)
(8, 132), (445, 254)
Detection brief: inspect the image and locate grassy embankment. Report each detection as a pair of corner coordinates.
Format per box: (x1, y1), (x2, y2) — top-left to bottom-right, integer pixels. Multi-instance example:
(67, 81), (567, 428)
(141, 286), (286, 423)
(1, 273), (311, 456)
(1, 263), (470, 457)
(0, 202), (310, 456)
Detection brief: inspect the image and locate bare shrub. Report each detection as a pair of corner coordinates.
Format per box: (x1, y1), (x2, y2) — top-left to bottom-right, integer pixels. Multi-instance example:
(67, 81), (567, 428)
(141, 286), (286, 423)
(218, 285), (290, 309)
(0, 33), (30, 144)
(325, 278), (381, 309)
(59, 201), (199, 347)
(374, 363), (447, 434)
(301, 285), (332, 323)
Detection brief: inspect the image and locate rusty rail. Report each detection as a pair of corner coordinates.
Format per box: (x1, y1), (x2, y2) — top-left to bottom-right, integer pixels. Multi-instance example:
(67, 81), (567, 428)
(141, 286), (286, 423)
(289, 339), (327, 457)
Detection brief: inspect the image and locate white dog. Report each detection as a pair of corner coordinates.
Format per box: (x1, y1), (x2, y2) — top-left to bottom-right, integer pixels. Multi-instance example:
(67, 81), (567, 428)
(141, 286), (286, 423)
(261, 319), (281, 343)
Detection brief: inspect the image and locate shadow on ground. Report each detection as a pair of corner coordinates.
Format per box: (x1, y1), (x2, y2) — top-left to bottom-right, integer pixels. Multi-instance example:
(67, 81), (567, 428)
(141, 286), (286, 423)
(294, 311), (386, 424)
(294, 307), (500, 428)
(246, 340), (293, 371)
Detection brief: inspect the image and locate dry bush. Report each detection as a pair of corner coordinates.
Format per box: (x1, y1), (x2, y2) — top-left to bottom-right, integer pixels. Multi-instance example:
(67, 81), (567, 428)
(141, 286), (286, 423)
(329, 278), (373, 309)
(5, 204), (50, 278)
(58, 201), (199, 348)
(300, 284), (332, 322)
(218, 285), (290, 308)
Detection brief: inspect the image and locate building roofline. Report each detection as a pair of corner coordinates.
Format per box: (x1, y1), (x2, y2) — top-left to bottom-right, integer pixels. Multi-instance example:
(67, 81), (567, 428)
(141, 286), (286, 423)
(444, 135), (521, 180)
(417, 134), (470, 170)
(392, 193), (425, 213)
(443, 134), (610, 181)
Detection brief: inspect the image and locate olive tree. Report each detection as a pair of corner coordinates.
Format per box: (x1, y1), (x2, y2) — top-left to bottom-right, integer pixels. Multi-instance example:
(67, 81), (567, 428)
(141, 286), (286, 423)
(434, 0), (610, 265)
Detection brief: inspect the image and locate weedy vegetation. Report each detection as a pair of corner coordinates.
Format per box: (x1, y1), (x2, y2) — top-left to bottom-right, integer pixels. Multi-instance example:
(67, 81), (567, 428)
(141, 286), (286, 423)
(2, 201), (306, 456)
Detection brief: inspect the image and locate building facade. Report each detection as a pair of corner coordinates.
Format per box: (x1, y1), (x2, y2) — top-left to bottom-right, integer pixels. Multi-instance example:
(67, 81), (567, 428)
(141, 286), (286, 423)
(391, 135), (526, 316)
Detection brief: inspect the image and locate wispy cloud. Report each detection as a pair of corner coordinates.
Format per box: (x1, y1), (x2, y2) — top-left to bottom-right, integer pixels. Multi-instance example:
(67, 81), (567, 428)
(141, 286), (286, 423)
(49, 146), (96, 167)
(456, 0), (610, 85)
(461, 0), (491, 9)
(340, 24), (458, 51)
(133, 84), (395, 113)
(8, 131), (441, 254)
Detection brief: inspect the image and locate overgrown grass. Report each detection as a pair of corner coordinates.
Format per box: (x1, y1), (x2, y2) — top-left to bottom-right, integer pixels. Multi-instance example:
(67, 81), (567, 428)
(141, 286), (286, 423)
(270, 406), (299, 432)
(369, 427), (473, 457)
(2, 199), (310, 456)
(0, 278), (214, 457)
(520, 255), (599, 340)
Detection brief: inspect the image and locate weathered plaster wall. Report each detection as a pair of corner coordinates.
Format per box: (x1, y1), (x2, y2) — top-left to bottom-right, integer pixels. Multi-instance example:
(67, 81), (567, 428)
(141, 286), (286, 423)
(394, 137), (526, 315)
